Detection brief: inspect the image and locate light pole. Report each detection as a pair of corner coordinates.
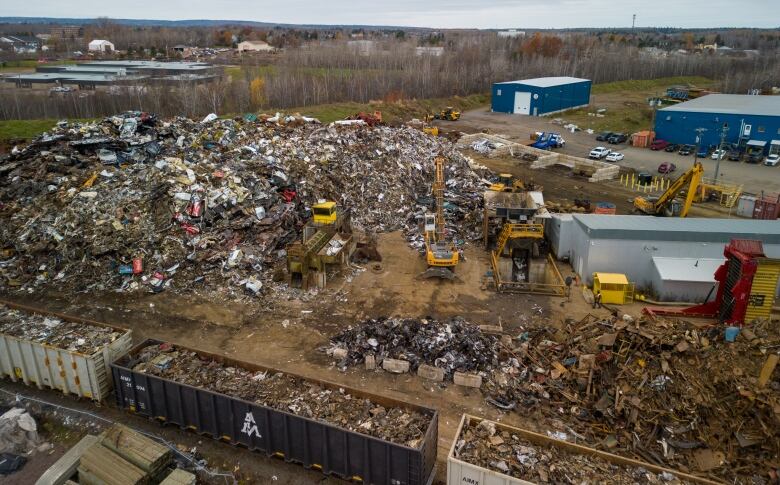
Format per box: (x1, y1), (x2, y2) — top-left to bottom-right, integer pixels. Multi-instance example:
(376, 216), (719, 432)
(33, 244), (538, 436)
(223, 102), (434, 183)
(714, 123), (728, 186)
(693, 127), (708, 166)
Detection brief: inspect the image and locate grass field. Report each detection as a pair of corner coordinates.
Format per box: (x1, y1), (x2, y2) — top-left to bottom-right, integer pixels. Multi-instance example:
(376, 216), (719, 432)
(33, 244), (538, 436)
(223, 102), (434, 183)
(0, 59), (76, 73)
(590, 76), (714, 94)
(0, 118), (96, 144)
(285, 93), (490, 124)
(563, 76), (715, 134)
(0, 119), (58, 142)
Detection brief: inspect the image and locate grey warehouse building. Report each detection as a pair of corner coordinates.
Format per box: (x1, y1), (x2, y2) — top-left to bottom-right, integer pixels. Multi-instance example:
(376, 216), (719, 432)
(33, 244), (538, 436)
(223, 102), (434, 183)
(547, 214), (780, 300)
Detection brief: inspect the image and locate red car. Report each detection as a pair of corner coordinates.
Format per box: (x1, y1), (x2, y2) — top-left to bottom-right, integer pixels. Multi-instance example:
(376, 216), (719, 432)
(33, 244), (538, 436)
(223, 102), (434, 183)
(658, 162), (677, 173)
(650, 139), (670, 151)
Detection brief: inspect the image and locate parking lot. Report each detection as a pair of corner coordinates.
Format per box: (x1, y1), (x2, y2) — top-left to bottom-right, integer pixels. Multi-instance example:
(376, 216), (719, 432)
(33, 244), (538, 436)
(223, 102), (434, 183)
(454, 109), (780, 193)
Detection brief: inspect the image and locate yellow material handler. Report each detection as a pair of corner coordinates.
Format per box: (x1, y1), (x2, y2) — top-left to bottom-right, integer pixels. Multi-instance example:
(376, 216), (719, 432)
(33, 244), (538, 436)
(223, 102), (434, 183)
(420, 156), (459, 279)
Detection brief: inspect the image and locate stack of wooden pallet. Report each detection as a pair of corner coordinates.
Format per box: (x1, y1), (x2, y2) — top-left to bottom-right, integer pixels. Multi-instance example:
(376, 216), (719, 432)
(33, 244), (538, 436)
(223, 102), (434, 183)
(37, 423), (195, 485)
(78, 424), (172, 485)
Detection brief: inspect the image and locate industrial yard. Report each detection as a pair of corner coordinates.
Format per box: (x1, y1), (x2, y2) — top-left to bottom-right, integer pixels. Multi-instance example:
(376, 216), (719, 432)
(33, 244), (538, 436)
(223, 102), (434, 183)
(1, 8), (780, 485)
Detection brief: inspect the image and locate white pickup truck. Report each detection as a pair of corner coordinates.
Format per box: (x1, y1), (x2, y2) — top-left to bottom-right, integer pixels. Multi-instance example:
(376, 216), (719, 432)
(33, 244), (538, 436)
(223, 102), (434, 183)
(589, 146), (612, 159)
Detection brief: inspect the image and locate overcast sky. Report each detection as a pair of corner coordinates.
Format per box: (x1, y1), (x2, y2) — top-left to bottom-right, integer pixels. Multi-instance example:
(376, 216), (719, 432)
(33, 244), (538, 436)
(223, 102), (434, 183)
(2, 1), (778, 29)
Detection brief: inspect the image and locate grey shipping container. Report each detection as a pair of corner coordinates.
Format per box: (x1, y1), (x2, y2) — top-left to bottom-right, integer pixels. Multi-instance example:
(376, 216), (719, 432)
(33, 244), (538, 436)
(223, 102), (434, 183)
(112, 339), (438, 485)
(447, 414), (720, 485)
(0, 300), (132, 401)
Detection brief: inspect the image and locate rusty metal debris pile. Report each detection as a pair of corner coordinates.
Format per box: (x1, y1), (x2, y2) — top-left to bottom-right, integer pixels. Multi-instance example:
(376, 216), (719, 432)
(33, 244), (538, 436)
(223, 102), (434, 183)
(330, 316), (504, 378)
(0, 112), (487, 298)
(0, 304), (123, 353)
(132, 343), (430, 447)
(488, 315), (780, 483)
(454, 419), (685, 484)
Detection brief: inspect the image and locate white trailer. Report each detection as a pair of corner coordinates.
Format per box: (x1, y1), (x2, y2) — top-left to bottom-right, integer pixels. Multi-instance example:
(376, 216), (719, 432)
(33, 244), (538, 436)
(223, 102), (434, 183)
(0, 302), (132, 401)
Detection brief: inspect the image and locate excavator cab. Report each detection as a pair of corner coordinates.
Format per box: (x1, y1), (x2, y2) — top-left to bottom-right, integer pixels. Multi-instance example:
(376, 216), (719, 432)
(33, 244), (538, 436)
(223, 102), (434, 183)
(311, 201), (337, 225)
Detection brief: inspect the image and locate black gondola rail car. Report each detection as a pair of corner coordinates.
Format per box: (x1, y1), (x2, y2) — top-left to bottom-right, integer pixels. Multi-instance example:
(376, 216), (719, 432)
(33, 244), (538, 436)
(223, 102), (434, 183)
(112, 339), (438, 485)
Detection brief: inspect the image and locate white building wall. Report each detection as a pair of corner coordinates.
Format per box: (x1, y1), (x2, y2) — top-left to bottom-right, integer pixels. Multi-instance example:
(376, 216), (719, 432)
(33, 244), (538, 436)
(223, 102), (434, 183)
(650, 278), (717, 303)
(546, 214), (573, 261)
(569, 223), (780, 288)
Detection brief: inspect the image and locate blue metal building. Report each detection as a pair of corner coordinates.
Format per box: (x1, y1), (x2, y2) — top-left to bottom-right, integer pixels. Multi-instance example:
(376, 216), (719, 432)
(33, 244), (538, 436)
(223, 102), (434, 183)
(654, 94), (780, 151)
(491, 77), (591, 116)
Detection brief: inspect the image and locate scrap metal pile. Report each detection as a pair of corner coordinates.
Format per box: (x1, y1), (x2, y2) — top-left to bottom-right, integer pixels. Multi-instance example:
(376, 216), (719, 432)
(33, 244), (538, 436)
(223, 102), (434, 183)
(0, 304), (123, 353)
(454, 419), (686, 484)
(330, 314), (779, 482)
(330, 316), (504, 379)
(0, 112), (486, 298)
(132, 343), (431, 447)
(486, 315), (780, 484)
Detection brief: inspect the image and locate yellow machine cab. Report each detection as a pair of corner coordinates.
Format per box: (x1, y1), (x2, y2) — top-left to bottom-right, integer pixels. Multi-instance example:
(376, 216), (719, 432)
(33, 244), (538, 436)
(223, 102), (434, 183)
(312, 201), (337, 225)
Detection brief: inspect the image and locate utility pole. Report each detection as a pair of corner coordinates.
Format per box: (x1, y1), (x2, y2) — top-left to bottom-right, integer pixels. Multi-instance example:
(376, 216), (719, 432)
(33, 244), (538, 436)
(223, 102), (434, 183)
(693, 127), (708, 166)
(632, 14), (636, 30)
(714, 123), (728, 186)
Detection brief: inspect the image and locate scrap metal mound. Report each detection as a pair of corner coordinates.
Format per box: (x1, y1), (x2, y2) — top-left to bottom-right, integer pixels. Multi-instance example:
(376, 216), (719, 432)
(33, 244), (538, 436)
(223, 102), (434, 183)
(455, 419), (683, 484)
(330, 316), (503, 379)
(132, 343), (430, 447)
(0, 113), (486, 297)
(0, 304), (123, 353)
(331, 314), (780, 483)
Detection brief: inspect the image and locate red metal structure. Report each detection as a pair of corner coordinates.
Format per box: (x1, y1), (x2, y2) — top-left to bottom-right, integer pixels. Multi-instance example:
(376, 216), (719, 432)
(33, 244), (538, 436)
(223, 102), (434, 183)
(644, 239), (775, 326)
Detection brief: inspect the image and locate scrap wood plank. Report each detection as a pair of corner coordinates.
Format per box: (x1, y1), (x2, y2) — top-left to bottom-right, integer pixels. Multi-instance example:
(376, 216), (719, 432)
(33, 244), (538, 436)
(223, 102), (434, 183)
(159, 469), (197, 485)
(758, 353), (779, 388)
(78, 442), (146, 485)
(100, 424), (172, 475)
(35, 434), (100, 485)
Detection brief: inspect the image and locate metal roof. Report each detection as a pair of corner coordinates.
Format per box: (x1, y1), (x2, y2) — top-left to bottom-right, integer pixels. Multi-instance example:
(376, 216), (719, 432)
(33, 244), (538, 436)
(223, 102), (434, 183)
(4, 72), (148, 84)
(495, 76), (590, 88)
(573, 214), (780, 244)
(652, 257), (724, 282)
(594, 272), (629, 285)
(659, 94), (780, 117)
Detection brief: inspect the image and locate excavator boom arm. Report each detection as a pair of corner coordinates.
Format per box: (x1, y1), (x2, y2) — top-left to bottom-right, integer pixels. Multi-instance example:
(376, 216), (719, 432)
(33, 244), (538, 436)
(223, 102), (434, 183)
(653, 161), (704, 216)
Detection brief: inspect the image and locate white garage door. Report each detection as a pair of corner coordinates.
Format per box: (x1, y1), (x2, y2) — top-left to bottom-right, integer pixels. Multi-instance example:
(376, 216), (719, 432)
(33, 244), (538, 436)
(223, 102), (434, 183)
(513, 91), (531, 115)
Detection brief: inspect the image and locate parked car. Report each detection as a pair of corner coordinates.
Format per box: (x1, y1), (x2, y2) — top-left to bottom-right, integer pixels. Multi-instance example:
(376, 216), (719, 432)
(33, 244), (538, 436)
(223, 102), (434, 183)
(596, 131), (614, 141)
(664, 143), (680, 153)
(678, 144), (695, 156)
(696, 146), (712, 158)
(605, 152), (624, 162)
(727, 149), (743, 161)
(650, 139), (669, 151)
(746, 152), (764, 164)
(589, 146), (612, 159)
(711, 149), (727, 160)
(658, 162), (677, 173)
(764, 154), (780, 166)
(607, 133), (628, 144)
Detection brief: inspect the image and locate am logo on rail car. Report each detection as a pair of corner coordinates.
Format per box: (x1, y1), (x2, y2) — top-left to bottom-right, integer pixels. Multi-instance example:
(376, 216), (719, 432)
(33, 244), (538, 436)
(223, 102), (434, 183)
(241, 412), (262, 438)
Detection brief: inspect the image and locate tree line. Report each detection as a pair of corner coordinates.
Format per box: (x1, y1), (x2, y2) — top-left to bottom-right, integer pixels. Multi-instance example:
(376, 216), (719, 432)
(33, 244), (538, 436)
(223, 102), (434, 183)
(1, 31), (778, 121)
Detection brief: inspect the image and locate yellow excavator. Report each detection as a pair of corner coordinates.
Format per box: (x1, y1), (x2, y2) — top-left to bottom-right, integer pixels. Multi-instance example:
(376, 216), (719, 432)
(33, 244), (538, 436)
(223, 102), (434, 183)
(421, 156), (459, 279)
(633, 161), (704, 217)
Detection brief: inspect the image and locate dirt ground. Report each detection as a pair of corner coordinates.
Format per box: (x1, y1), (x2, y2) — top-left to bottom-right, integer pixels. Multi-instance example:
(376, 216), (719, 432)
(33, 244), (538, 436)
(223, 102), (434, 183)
(464, 146), (731, 218)
(447, 108), (780, 194)
(0, 229), (628, 484)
